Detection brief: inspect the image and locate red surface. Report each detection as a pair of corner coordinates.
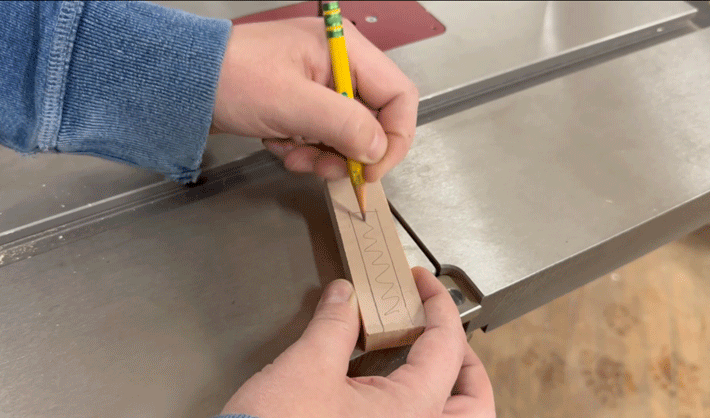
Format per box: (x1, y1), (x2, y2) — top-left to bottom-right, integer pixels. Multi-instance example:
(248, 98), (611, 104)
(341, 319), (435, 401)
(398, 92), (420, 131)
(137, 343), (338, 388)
(231, 1), (446, 51)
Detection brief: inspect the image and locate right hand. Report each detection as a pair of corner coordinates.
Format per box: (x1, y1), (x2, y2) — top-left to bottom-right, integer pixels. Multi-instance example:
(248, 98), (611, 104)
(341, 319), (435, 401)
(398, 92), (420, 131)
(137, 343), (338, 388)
(219, 267), (495, 418)
(210, 17), (419, 182)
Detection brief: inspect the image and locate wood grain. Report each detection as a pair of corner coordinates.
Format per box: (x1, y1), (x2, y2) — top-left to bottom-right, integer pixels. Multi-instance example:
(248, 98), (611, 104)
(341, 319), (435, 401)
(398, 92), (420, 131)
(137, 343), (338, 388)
(325, 178), (425, 351)
(468, 226), (710, 418)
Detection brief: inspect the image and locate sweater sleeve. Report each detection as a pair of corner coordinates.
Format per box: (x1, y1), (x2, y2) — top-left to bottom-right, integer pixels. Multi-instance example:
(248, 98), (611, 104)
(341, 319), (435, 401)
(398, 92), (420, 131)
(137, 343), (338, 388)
(0, 1), (231, 183)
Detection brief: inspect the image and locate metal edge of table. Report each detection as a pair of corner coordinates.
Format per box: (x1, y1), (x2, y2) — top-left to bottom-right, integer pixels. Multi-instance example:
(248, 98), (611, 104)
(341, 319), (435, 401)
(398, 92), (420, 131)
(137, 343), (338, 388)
(414, 1), (698, 123)
(477, 190), (710, 331)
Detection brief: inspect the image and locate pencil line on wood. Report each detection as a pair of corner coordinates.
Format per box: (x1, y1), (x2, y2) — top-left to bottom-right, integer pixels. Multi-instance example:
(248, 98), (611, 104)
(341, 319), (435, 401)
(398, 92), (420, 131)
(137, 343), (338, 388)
(374, 210), (414, 325)
(349, 211), (385, 330)
(361, 212), (401, 317)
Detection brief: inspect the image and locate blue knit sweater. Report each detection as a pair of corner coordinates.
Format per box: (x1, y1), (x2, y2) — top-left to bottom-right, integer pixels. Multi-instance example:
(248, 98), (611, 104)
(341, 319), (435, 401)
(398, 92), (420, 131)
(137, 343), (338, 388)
(1, 1), (228, 183)
(1, 1), (260, 416)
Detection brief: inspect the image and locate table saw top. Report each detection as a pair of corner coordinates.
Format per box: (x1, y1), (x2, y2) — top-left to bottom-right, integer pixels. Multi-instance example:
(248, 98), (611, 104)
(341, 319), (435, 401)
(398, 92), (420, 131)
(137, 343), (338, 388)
(0, 2), (706, 417)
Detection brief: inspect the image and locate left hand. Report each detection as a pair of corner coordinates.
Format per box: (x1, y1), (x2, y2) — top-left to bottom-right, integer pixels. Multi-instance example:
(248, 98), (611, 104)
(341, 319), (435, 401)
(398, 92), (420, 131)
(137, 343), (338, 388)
(218, 267), (495, 418)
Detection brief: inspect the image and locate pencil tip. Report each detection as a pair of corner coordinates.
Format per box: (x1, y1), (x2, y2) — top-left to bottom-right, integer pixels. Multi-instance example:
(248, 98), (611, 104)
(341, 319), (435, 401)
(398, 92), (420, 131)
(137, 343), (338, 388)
(355, 183), (367, 222)
(362, 211), (366, 222)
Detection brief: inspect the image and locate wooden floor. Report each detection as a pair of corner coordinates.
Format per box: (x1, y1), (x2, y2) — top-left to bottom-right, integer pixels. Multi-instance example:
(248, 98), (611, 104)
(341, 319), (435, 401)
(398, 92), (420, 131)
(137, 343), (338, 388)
(469, 226), (710, 418)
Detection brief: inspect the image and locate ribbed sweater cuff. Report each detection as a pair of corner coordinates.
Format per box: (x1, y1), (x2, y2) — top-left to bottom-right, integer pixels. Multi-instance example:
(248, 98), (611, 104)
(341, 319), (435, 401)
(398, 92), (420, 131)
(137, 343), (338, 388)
(40, 1), (231, 183)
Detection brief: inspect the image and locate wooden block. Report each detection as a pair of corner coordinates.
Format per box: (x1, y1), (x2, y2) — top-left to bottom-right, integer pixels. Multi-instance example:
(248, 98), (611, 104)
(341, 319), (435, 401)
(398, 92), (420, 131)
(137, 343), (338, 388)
(325, 177), (426, 351)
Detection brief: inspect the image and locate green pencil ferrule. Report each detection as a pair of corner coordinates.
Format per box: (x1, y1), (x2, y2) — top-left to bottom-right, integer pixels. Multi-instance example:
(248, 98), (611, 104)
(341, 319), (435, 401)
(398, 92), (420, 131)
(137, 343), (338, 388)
(321, 1), (339, 11)
(326, 28), (344, 38)
(324, 13), (342, 27)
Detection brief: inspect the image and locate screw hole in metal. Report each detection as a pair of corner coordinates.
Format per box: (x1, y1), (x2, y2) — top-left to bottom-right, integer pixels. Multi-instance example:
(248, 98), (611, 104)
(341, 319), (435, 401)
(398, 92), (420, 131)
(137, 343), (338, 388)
(448, 288), (465, 306)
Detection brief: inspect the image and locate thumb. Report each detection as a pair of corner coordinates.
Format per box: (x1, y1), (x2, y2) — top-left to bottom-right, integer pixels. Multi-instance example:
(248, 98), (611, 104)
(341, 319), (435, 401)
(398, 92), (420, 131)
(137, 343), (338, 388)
(288, 279), (361, 378)
(278, 81), (388, 164)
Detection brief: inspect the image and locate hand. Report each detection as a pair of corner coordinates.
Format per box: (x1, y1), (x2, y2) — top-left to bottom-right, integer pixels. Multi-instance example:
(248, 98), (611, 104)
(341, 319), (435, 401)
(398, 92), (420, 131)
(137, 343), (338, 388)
(219, 267), (495, 418)
(211, 17), (419, 181)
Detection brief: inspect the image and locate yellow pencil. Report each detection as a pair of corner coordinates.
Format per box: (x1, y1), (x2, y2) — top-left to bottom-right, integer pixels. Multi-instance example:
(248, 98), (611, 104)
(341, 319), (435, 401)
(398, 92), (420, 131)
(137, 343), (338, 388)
(321, 0), (367, 221)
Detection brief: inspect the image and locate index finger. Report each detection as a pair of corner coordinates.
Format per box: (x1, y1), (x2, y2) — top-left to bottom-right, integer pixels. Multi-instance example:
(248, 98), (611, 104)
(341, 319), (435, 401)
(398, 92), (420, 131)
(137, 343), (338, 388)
(343, 21), (419, 180)
(387, 267), (467, 409)
(443, 343), (495, 418)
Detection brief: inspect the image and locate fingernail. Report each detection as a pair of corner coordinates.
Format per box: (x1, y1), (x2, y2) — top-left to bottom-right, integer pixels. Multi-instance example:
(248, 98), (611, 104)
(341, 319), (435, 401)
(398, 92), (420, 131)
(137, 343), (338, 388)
(322, 279), (353, 304)
(264, 140), (294, 158)
(286, 156), (311, 172)
(323, 165), (346, 180)
(366, 130), (387, 162)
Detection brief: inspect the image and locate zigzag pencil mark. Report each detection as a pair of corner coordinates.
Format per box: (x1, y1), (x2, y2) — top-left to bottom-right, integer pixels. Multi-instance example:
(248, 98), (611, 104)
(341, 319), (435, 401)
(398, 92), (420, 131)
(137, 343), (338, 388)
(361, 218), (401, 316)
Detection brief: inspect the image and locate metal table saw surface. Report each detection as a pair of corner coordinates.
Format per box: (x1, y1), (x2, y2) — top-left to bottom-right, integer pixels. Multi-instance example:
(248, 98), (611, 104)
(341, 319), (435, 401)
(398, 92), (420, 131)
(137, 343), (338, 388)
(0, 1), (694, 242)
(0, 2), (706, 417)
